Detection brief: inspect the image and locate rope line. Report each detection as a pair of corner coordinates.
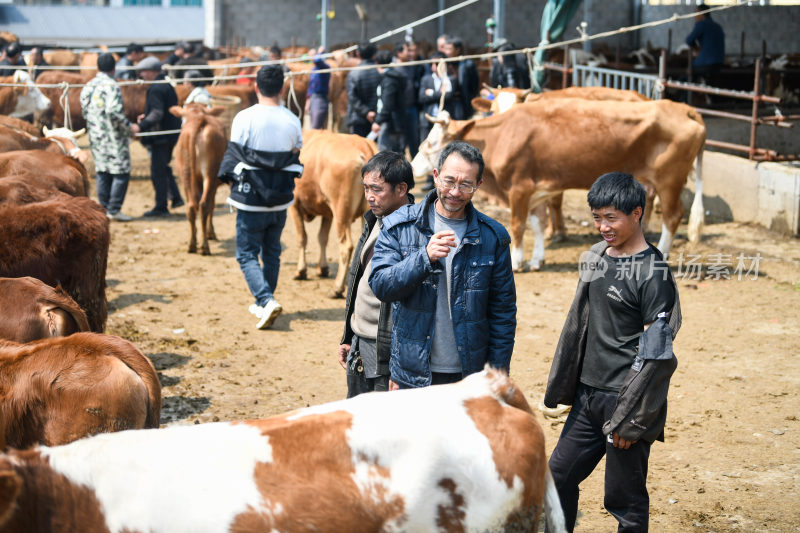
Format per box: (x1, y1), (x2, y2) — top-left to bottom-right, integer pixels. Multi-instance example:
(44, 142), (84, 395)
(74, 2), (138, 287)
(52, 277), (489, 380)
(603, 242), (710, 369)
(0, 1), (747, 91)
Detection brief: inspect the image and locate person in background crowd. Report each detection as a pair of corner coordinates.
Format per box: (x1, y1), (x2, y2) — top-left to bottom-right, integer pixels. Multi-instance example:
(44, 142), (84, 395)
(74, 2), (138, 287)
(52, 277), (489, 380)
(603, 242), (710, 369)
(27, 46), (49, 81)
(135, 56), (184, 217)
(265, 45), (290, 74)
(489, 40), (530, 89)
(345, 41), (380, 138)
(165, 42), (190, 66)
(305, 46), (330, 130)
(443, 36), (479, 118)
(395, 40), (423, 159)
(217, 65), (303, 330)
(80, 52), (138, 222)
(545, 172), (681, 533)
(418, 51), (460, 191)
(339, 151), (414, 397)
(115, 43), (144, 81)
(685, 2), (725, 82)
(436, 34), (450, 55)
(0, 42), (24, 77)
(236, 57), (257, 86)
(371, 50), (406, 153)
(183, 70), (211, 106)
(369, 141), (517, 390)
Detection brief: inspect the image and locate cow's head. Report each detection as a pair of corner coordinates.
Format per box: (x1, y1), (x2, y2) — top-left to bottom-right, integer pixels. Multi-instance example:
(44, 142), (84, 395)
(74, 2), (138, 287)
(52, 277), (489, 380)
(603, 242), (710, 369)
(411, 111), (475, 179)
(42, 125), (89, 164)
(10, 71), (51, 118)
(471, 85), (532, 115)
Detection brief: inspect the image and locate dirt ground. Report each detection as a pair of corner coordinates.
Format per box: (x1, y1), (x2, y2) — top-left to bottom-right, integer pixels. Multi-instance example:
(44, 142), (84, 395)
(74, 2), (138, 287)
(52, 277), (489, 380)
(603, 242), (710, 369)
(96, 142), (799, 532)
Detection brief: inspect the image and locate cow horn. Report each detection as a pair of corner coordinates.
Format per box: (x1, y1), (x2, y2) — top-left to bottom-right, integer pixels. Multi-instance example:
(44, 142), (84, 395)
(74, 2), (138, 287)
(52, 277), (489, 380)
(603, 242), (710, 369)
(424, 113), (447, 125)
(481, 82), (499, 96)
(520, 88), (533, 98)
(42, 125), (49, 135)
(74, 128), (86, 137)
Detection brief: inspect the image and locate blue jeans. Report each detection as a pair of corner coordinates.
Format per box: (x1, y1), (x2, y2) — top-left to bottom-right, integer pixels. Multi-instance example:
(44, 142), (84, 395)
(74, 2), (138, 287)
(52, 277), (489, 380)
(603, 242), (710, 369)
(96, 171), (129, 214)
(235, 209), (287, 306)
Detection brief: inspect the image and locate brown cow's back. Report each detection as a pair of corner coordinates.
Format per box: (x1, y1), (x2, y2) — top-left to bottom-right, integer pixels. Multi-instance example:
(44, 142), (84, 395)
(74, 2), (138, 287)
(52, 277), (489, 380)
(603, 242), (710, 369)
(0, 277), (89, 343)
(0, 150), (90, 196)
(0, 332), (160, 448)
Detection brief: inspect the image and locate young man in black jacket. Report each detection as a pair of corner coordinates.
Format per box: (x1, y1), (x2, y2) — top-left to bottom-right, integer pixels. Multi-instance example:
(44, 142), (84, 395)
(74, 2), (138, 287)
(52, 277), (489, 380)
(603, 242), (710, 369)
(545, 172), (681, 533)
(346, 42), (380, 138)
(371, 50), (406, 153)
(338, 151), (414, 397)
(135, 56), (184, 217)
(218, 65), (303, 330)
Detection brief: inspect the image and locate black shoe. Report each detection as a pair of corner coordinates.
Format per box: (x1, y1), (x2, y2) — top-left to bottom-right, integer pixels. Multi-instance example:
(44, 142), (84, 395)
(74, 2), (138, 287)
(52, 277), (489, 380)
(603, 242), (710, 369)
(143, 208), (170, 218)
(171, 198), (185, 209)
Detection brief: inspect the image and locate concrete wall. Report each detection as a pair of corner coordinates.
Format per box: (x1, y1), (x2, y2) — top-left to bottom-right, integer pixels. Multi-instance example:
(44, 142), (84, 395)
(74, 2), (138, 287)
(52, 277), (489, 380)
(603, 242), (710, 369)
(208, 1), (799, 57)
(683, 151), (800, 236)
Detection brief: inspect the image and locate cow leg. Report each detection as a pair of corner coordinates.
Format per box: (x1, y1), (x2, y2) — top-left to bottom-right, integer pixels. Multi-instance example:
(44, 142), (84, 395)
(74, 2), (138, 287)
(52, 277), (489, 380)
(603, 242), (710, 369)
(528, 203), (547, 271)
(317, 216), (332, 279)
(290, 205), (309, 280)
(508, 187), (532, 272)
(641, 184), (657, 234)
(687, 151), (705, 245)
(655, 185), (684, 259)
(329, 215), (354, 298)
(186, 203), (198, 254)
(199, 188), (215, 256)
(545, 194), (567, 242)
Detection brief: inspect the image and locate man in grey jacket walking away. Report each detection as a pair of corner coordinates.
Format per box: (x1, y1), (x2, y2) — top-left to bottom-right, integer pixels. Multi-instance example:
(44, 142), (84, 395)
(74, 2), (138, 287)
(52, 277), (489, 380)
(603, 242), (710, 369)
(338, 151), (414, 397)
(545, 172), (681, 533)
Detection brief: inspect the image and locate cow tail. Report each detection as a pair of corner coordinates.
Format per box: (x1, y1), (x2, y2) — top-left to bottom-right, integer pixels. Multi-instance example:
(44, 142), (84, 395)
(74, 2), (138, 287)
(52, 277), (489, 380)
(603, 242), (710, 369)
(543, 466), (567, 533)
(185, 119), (202, 201)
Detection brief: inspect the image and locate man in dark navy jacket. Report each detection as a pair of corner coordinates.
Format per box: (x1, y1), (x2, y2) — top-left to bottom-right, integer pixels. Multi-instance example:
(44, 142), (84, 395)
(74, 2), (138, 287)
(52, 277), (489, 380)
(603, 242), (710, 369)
(218, 65), (303, 330)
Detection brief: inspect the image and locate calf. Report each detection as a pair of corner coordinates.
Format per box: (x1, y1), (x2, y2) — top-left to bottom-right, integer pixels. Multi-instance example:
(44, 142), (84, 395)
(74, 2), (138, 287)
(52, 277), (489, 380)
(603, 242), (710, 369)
(169, 104), (228, 255)
(0, 196), (109, 332)
(0, 277), (89, 343)
(0, 368), (565, 532)
(0, 333), (160, 449)
(0, 71), (51, 119)
(292, 130), (377, 298)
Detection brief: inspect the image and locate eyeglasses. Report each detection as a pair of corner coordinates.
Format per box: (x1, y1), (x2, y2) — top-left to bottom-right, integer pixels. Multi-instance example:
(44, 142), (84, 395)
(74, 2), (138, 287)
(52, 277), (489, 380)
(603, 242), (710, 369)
(437, 177), (477, 194)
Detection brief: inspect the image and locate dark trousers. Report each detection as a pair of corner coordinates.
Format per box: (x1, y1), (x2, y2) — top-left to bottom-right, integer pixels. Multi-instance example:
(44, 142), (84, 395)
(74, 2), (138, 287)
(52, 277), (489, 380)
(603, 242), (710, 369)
(349, 121), (371, 138)
(548, 384), (652, 533)
(397, 372), (462, 389)
(308, 93), (328, 130)
(403, 106), (419, 158)
(148, 141), (181, 211)
(96, 171), (129, 214)
(346, 370), (389, 398)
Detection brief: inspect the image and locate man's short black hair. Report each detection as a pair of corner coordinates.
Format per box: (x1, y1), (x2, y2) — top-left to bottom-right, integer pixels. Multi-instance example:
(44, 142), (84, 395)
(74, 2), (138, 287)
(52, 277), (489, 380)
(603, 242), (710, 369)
(362, 151), (414, 191)
(438, 141), (484, 182)
(447, 36), (465, 54)
(269, 45), (282, 58)
(393, 42), (407, 57)
(184, 69), (207, 87)
(97, 52), (116, 73)
(126, 43), (144, 56)
(696, 3), (710, 15)
(357, 41), (376, 61)
(256, 64), (284, 97)
(587, 172), (646, 221)
(5, 42), (20, 57)
(375, 50), (393, 66)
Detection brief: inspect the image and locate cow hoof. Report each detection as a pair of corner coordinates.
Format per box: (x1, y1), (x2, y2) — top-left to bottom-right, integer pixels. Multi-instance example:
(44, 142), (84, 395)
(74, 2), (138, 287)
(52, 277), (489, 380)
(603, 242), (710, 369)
(293, 270), (308, 281)
(327, 289), (344, 299)
(529, 260), (543, 271)
(208, 234), (218, 241)
(188, 246), (197, 254)
(549, 233), (567, 243)
(201, 248), (211, 256)
(318, 266), (330, 278)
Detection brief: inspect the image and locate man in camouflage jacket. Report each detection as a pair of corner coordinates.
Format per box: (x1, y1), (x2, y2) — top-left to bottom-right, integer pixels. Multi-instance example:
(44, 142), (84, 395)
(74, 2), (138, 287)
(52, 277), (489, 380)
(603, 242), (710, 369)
(80, 53), (140, 221)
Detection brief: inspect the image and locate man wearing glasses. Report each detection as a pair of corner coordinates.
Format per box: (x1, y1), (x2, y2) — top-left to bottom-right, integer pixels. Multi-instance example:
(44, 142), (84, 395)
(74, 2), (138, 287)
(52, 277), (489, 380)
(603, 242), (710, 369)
(369, 141), (517, 389)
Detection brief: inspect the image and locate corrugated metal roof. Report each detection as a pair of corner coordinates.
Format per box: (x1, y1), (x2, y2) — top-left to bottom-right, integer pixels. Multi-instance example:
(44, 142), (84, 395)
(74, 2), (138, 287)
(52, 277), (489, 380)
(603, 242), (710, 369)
(0, 5), (204, 48)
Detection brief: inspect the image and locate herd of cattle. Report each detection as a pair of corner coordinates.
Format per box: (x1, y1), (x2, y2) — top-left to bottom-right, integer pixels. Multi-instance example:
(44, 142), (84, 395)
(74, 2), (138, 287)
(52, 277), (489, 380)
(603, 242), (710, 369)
(0, 50), (709, 530)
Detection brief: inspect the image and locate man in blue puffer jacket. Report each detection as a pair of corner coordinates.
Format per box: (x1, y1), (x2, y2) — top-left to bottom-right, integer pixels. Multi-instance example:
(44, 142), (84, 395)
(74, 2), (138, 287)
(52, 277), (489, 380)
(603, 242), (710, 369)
(369, 141), (516, 389)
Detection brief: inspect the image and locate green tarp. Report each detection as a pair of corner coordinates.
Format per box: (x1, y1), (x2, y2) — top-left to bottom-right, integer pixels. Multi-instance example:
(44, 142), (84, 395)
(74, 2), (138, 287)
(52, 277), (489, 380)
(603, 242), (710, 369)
(532, 0), (583, 92)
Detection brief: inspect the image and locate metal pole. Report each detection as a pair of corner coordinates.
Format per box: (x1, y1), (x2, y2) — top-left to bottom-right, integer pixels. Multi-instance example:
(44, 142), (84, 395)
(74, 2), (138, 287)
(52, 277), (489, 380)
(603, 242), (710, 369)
(657, 50), (665, 100)
(321, 0), (329, 50)
(438, 0), (445, 37)
(749, 58), (761, 160)
(493, 0), (505, 43)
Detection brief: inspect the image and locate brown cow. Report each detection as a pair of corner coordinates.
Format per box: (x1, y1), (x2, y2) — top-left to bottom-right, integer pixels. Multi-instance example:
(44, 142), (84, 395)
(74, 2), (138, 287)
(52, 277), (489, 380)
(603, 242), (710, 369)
(0, 122), (87, 161)
(412, 99), (706, 270)
(471, 86), (651, 241)
(293, 130), (378, 298)
(0, 150), (90, 196)
(168, 104), (228, 255)
(0, 114), (42, 137)
(0, 175), (72, 206)
(175, 82), (257, 110)
(0, 368), (566, 532)
(0, 332), (160, 449)
(0, 196), (109, 332)
(0, 71), (51, 118)
(0, 277), (89, 343)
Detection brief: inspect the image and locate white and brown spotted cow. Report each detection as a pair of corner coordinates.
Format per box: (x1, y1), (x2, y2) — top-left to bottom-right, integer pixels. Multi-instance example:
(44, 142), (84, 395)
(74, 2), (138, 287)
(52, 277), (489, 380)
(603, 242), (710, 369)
(0, 368), (565, 532)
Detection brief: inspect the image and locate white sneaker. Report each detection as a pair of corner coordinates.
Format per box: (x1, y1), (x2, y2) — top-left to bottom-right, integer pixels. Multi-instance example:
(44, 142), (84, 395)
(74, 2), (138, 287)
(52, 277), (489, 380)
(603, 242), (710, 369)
(248, 304), (263, 317)
(107, 211), (133, 222)
(256, 299), (282, 329)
